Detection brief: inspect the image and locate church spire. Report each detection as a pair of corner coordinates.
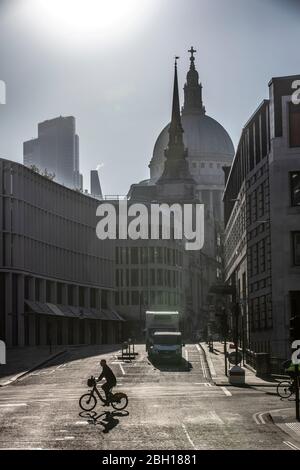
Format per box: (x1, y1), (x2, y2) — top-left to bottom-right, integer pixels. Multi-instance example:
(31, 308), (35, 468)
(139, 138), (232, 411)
(168, 56), (184, 149)
(157, 57), (194, 184)
(182, 46), (205, 115)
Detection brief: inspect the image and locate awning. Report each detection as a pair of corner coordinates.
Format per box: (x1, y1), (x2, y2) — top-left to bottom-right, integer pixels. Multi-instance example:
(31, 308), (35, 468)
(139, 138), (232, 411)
(24, 300), (125, 322)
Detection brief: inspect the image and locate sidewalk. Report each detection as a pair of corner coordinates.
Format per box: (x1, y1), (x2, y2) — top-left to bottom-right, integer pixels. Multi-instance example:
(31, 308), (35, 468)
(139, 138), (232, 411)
(201, 341), (279, 387)
(269, 408), (300, 445)
(0, 346), (67, 387)
(202, 341), (300, 443)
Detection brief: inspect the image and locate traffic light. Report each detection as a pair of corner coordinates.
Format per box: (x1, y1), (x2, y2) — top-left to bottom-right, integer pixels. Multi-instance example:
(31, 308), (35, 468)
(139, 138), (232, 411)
(290, 315), (300, 343)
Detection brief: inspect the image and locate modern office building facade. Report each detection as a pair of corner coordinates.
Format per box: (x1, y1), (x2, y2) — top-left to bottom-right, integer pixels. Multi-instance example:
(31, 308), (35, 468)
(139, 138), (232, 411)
(23, 116), (83, 190)
(0, 158), (123, 348)
(223, 74), (300, 364)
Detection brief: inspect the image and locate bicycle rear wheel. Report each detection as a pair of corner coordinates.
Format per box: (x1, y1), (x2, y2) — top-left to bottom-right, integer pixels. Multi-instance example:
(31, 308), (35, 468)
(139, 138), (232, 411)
(79, 393), (97, 411)
(277, 381), (293, 399)
(111, 392), (128, 411)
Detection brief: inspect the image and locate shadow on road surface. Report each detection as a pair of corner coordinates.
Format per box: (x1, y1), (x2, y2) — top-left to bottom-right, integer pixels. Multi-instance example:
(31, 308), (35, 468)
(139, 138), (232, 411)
(79, 409), (129, 433)
(148, 357), (192, 372)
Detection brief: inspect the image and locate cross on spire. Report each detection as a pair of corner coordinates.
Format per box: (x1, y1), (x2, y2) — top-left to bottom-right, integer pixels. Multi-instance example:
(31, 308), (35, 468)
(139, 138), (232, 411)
(188, 46), (196, 59)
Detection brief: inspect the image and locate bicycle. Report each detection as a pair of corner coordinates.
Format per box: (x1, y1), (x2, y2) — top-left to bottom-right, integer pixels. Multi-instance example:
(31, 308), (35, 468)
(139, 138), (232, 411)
(79, 376), (128, 411)
(277, 378), (296, 399)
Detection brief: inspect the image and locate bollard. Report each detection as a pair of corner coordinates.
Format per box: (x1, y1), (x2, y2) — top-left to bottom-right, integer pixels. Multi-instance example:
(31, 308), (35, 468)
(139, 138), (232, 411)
(228, 365), (245, 385)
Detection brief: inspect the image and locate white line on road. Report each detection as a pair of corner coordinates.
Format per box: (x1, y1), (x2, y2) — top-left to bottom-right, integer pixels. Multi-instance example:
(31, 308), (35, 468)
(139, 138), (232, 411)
(182, 424), (197, 450)
(283, 441), (300, 450)
(197, 344), (217, 377)
(55, 436), (75, 441)
(221, 386), (232, 397)
(0, 403), (28, 407)
(253, 412), (266, 424)
(185, 349), (189, 362)
(119, 363), (125, 375)
(196, 344), (208, 379)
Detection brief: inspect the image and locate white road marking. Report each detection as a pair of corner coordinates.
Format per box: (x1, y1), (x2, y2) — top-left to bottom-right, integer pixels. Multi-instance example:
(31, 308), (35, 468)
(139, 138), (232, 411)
(253, 411), (266, 424)
(55, 436), (74, 441)
(0, 403), (28, 407)
(182, 423), (197, 450)
(283, 441), (300, 450)
(197, 343), (217, 377)
(119, 363), (125, 375)
(221, 386), (232, 397)
(200, 355), (207, 379)
(185, 349), (189, 362)
(0, 448), (44, 450)
(75, 421), (88, 426)
(196, 344), (208, 379)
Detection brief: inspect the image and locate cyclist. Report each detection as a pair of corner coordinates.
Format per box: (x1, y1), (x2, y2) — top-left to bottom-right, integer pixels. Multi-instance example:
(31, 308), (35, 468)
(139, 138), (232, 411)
(97, 359), (117, 406)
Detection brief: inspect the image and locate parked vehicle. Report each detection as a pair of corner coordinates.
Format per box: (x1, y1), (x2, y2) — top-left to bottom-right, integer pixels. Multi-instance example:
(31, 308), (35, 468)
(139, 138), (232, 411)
(149, 331), (184, 363)
(145, 310), (180, 352)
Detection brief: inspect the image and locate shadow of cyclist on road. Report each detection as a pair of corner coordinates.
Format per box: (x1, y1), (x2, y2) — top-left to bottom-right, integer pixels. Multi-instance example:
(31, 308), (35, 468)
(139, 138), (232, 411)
(79, 409), (129, 433)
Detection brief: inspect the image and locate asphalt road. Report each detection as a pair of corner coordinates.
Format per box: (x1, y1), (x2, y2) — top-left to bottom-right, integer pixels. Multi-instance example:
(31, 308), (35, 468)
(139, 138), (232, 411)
(0, 344), (298, 450)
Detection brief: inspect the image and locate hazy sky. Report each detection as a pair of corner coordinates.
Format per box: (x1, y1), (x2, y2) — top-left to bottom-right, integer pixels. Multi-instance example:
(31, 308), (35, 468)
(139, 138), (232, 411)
(0, 0), (299, 195)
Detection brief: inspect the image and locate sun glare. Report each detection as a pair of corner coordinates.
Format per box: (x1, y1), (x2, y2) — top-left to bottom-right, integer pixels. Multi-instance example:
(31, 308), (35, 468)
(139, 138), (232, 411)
(21, 0), (153, 47)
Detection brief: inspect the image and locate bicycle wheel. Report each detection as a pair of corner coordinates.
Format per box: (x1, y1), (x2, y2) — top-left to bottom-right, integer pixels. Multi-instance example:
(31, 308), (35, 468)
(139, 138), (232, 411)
(111, 392), (128, 411)
(277, 381), (293, 399)
(79, 393), (97, 411)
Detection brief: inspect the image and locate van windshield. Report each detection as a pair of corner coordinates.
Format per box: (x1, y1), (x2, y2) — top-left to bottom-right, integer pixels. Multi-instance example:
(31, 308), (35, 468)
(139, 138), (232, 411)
(153, 335), (181, 345)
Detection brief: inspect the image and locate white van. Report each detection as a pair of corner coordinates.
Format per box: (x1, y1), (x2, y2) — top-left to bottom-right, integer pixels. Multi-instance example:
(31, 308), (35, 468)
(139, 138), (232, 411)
(149, 331), (184, 363)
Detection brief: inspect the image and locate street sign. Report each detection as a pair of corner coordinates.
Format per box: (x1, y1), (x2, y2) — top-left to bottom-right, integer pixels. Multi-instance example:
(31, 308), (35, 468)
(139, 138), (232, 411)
(228, 351), (242, 365)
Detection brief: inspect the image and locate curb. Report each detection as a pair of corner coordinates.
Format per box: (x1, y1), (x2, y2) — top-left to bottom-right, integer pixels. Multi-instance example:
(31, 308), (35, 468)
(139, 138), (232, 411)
(268, 410), (300, 443)
(199, 342), (217, 378)
(200, 343), (277, 388)
(0, 349), (68, 387)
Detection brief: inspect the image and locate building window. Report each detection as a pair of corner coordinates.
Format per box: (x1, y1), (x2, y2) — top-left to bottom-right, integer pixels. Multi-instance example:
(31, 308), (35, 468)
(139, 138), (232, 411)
(101, 290), (108, 308)
(131, 269), (139, 287)
(131, 247), (139, 264)
(292, 232), (300, 266)
(289, 102), (300, 147)
(150, 269), (156, 286)
(290, 171), (300, 206)
(131, 291), (139, 306)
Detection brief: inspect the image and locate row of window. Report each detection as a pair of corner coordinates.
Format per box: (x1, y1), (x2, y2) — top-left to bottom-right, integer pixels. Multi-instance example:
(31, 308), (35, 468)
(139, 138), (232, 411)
(3, 235), (112, 285)
(249, 277), (271, 294)
(191, 161), (223, 169)
(24, 277), (108, 308)
(115, 290), (182, 307)
(249, 295), (273, 331)
(246, 180), (269, 226)
(293, 232), (300, 265)
(116, 246), (183, 267)
(290, 171), (300, 206)
(248, 238), (269, 277)
(116, 268), (183, 289)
